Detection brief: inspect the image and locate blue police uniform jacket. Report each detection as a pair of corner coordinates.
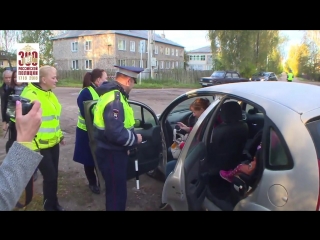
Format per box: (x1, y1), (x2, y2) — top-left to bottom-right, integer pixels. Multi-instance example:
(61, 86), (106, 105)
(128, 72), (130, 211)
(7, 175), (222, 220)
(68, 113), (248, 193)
(93, 81), (138, 152)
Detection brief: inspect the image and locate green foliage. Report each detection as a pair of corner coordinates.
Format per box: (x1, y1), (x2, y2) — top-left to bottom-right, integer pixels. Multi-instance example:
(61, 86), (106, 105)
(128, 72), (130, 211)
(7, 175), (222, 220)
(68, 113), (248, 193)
(208, 30), (286, 77)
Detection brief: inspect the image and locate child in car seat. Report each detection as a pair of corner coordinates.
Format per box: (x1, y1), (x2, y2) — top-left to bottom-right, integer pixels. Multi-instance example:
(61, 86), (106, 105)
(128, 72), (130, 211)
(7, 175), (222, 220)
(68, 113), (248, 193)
(219, 143), (261, 183)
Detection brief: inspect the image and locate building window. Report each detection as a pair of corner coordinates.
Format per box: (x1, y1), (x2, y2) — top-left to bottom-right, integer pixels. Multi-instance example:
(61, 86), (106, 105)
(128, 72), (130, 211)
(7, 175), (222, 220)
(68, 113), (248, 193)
(166, 61), (170, 69)
(189, 55), (206, 61)
(165, 48), (170, 55)
(172, 61), (175, 69)
(118, 39), (126, 50)
(130, 41), (135, 52)
(132, 60), (135, 67)
(85, 41), (92, 51)
(0, 61), (3, 66)
(119, 59), (126, 66)
(176, 49), (178, 56)
(85, 60), (92, 70)
(171, 48), (174, 56)
(160, 61), (164, 69)
(71, 42), (78, 52)
(72, 60), (79, 70)
(176, 61), (178, 68)
(155, 45), (158, 54)
(160, 46), (164, 54)
(139, 60), (143, 68)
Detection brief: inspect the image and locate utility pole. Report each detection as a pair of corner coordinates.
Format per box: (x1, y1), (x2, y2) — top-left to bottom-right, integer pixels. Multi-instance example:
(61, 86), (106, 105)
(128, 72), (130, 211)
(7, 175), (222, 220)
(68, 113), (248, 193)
(147, 30), (155, 79)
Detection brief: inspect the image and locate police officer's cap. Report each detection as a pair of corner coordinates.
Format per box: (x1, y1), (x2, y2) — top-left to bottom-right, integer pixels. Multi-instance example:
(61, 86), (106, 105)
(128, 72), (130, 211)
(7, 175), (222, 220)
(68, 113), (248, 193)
(114, 65), (144, 83)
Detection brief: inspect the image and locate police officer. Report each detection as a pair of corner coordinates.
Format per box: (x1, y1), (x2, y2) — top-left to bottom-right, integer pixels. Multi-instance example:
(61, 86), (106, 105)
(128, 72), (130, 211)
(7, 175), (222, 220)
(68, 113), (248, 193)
(287, 71), (294, 82)
(20, 65), (65, 211)
(93, 65), (143, 211)
(73, 69), (106, 194)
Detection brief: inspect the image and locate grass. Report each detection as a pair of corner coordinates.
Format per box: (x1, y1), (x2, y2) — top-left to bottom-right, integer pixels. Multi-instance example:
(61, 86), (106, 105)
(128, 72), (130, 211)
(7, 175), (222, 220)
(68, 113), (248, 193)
(57, 78), (200, 89)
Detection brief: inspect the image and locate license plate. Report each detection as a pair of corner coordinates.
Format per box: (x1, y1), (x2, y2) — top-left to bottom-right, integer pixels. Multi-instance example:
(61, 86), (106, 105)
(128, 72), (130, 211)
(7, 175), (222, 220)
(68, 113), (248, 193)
(202, 83), (207, 86)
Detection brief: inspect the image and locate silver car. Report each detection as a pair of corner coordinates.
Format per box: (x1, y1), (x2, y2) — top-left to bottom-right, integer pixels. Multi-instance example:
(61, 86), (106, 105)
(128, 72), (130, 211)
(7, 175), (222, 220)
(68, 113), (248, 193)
(84, 81), (320, 211)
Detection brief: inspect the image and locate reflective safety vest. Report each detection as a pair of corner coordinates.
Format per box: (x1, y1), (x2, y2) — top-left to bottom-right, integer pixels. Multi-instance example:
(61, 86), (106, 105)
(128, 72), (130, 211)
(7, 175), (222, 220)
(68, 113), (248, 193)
(77, 86), (99, 131)
(93, 90), (135, 131)
(287, 72), (294, 81)
(20, 83), (63, 151)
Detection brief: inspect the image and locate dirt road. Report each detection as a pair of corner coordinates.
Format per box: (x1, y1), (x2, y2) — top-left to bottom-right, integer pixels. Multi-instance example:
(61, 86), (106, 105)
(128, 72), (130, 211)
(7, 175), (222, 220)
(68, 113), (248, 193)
(0, 87), (190, 211)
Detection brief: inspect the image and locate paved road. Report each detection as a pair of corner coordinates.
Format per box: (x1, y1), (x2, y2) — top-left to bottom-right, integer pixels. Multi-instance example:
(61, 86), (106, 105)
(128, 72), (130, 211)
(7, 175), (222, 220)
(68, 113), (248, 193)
(279, 73), (320, 86)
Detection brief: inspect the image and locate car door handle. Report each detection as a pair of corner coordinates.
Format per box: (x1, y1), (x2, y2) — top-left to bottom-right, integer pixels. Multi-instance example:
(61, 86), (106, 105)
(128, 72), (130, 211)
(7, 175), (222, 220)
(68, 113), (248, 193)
(252, 123), (257, 126)
(141, 140), (147, 144)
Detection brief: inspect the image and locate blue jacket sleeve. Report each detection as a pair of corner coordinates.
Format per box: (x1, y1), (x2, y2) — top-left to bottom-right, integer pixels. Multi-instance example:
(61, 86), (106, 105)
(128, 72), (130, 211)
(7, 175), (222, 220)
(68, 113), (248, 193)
(0, 142), (43, 211)
(103, 98), (138, 147)
(77, 88), (92, 120)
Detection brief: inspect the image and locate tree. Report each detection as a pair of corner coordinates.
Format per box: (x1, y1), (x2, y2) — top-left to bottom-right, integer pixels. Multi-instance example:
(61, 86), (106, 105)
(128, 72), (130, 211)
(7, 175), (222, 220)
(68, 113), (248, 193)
(0, 30), (20, 52)
(208, 30), (285, 78)
(19, 30), (55, 66)
(184, 51), (189, 70)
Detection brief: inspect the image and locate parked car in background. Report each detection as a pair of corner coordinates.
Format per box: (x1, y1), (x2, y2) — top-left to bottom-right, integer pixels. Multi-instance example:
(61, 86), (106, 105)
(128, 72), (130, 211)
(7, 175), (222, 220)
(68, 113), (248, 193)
(199, 70), (249, 87)
(250, 72), (278, 81)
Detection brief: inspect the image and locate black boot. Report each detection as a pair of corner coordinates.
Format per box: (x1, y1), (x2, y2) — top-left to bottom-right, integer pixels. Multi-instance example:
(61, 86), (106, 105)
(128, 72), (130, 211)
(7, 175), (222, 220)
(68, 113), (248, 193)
(43, 199), (57, 211)
(89, 184), (100, 194)
(55, 202), (65, 211)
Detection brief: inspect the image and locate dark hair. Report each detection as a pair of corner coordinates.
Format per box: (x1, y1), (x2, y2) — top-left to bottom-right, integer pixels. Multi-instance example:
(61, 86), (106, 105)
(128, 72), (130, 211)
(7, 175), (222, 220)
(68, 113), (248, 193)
(190, 98), (210, 111)
(9, 70), (17, 88)
(82, 68), (105, 88)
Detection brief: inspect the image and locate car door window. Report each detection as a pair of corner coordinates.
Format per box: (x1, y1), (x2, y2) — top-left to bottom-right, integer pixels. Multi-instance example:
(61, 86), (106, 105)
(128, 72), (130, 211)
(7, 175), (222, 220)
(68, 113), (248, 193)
(131, 104), (157, 130)
(226, 73), (232, 78)
(266, 127), (293, 170)
(232, 73), (239, 78)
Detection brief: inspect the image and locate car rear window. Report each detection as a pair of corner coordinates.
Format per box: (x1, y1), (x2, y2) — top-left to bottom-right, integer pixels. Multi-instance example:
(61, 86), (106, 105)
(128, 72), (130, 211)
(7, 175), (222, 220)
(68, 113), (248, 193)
(306, 118), (320, 159)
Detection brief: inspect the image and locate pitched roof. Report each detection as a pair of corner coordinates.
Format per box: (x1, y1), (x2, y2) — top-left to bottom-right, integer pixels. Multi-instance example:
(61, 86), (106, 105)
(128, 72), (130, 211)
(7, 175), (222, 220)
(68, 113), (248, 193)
(51, 30), (184, 48)
(188, 46), (212, 53)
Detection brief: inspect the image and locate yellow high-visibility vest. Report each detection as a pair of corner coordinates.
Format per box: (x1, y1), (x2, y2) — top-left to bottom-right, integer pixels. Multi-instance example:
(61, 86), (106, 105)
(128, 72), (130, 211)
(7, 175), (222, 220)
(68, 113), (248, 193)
(77, 86), (99, 131)
(20, 83), (63, 151)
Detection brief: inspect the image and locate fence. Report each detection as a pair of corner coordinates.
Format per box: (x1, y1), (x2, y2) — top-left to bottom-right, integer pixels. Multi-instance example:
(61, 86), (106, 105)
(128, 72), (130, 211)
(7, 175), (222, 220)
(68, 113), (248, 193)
(57, 69), (213, 84)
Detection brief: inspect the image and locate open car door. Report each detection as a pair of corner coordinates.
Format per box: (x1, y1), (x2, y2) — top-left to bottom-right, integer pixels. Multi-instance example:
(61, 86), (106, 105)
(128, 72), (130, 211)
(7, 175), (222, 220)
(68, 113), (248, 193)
(83, 99), (161, 190)
(83, 100), (105, 191)
(160, 90), (220, 210)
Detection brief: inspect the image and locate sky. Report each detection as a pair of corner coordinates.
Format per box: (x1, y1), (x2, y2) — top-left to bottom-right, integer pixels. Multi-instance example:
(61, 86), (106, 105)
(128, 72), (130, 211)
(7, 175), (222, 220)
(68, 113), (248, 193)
(155, 30), (305, 57)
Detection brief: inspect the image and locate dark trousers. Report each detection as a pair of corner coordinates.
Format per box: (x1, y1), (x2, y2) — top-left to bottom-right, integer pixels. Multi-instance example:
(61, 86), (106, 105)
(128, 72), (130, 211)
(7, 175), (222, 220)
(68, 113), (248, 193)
(5, 122), (38, 177)
(39, 144), (60, 210)
(5, 122), (17, 153)
(84, 165), (97, 186)
(95, 148), (128, 211)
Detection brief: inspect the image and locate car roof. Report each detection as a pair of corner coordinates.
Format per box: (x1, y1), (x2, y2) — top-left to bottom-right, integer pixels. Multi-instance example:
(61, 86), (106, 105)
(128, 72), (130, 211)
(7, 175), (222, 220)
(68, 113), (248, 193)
(195, 81), (320, 114)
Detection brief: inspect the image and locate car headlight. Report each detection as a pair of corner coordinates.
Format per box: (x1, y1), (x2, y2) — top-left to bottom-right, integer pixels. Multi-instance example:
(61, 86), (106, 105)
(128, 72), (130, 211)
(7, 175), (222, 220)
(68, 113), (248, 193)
(249, 78), (251, 81)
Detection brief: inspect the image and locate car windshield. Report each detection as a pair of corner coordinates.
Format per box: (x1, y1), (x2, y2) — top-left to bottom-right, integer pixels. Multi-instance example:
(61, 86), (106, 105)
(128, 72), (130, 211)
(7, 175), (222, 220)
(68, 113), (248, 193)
(211, 71), (225, 78)
(252, 72), (269, 77)
(170, 96), (215, 114)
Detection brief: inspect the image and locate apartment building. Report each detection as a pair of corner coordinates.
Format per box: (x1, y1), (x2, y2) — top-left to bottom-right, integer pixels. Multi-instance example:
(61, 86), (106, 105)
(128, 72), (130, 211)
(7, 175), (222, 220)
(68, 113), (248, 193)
(187, 46), (213, 70)
(51, 30), (185, 71)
